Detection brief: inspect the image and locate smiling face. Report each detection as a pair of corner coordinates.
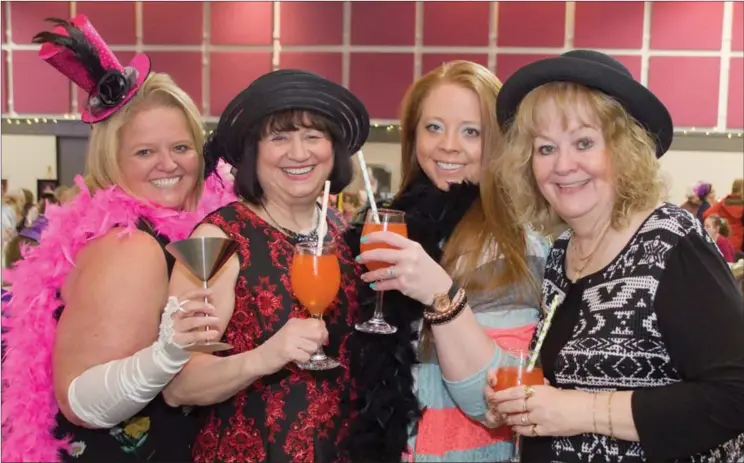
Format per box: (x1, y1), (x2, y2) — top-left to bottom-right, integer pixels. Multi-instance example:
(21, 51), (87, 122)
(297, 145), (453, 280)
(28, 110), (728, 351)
(255, 111), (335, 206)
(414, 83), (483, 190)
(117, 105), (200, 209)
(530, 98), (615, 225)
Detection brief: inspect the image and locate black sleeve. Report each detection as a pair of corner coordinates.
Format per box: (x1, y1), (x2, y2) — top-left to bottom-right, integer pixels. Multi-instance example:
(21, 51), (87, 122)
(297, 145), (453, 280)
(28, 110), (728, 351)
(632, 232), (744, 460)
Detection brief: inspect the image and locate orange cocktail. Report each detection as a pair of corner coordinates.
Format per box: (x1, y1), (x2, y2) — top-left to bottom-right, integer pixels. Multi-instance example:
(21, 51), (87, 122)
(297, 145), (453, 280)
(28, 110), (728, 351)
(354, 208), (407, 335)
(494, 366), (545, 391)
(291, 252), (341, 315)
(359, 221), (408, 271)
(496, 349), (542, 462)
(290, 241), (341, 370)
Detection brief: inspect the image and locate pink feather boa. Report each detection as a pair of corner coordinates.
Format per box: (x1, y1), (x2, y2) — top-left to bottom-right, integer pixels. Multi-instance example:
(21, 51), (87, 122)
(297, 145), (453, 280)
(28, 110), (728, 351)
(1, 172), (236, 462)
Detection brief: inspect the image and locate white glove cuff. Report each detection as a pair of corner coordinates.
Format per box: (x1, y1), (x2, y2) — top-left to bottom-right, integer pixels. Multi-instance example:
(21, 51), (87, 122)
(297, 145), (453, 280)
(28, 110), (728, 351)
(67, 297), (193, 428)
(155, 296), (192, 366)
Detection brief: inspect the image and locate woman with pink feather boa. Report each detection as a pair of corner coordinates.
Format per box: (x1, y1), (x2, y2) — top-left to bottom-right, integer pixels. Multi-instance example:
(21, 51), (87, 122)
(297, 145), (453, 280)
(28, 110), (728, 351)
(1, 16), (236, 462)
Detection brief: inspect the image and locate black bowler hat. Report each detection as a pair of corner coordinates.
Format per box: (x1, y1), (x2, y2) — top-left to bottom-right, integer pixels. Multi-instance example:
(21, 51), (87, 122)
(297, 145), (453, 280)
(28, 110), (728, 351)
(496, 50), (673, 158)
(204, 69), (370, 175)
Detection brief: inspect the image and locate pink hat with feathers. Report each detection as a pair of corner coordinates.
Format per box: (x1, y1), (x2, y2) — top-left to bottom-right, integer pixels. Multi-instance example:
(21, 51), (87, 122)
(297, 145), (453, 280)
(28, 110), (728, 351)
(33, 15), (151, 124)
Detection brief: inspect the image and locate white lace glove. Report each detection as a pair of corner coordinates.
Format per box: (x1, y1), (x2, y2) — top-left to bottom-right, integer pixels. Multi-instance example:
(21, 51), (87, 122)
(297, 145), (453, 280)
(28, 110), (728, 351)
(67, 297), (194, 428)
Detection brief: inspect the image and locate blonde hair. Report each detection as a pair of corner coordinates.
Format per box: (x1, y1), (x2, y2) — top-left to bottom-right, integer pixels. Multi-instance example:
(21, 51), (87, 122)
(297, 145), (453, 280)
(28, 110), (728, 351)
(399, 60), (534, 294)
(84, 73), (205, 210)
(2, 188), (35, 228)
(732, 178), (744, 197)
(492, 82), (664, 232)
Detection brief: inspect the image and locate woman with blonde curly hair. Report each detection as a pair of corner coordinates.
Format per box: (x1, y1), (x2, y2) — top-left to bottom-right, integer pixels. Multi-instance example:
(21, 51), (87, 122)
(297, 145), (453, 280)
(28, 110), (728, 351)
(484, 50), (744, 462)
(348, 60), (549, 462)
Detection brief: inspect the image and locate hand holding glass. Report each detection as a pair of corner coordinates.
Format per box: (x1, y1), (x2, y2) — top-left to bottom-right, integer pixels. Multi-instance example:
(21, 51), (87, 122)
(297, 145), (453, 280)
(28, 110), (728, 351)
(355, 208), (408, 335)
(290, 241), (341, 370)
(494, 349), (545, 463)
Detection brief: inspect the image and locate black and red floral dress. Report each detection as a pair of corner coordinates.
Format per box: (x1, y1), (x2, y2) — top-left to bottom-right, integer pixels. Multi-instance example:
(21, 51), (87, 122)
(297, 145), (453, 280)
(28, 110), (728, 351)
(192, 202), (362, 463)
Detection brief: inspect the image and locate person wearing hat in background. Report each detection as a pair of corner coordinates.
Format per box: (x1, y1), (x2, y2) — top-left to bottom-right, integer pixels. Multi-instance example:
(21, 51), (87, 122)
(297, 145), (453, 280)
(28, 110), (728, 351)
(691, 180), (717, 223)
(162, 69), (369, 463)
(1, 16), (236, 462)
(484, 50), (744, 461)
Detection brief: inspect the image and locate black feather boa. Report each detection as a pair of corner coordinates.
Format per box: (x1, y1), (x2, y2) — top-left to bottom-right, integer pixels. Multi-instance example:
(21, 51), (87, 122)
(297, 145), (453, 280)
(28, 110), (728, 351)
(343, 174), (480, 462)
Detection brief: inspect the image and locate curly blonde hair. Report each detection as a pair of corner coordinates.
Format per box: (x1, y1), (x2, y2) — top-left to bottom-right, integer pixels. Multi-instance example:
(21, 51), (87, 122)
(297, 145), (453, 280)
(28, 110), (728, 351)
(489, 82), (665, 232)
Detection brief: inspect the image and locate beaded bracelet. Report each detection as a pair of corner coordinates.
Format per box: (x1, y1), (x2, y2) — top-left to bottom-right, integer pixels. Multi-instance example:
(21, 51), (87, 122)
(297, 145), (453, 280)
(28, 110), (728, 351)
(424, 288), (465, 320)
(424, 290), (468, 325)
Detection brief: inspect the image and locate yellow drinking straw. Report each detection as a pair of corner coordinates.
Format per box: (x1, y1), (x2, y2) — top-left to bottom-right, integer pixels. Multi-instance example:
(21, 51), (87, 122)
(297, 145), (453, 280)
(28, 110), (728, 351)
(526, 297), (561, 372)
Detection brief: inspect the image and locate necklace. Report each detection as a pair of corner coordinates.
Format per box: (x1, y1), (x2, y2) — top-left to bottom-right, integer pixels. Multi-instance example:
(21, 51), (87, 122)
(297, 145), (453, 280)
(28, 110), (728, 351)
(261, 202), (321, 244)
(570, 220), (612, 283)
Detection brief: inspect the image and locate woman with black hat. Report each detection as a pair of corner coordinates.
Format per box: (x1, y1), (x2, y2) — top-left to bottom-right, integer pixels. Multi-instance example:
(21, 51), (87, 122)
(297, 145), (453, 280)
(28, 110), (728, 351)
(163, 69), (369, 463)
(484, 50), (744, 461)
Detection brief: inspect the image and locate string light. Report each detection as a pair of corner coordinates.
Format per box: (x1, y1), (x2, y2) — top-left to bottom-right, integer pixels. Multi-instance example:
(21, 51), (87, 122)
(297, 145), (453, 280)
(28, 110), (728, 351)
(1, 117), (742, 138)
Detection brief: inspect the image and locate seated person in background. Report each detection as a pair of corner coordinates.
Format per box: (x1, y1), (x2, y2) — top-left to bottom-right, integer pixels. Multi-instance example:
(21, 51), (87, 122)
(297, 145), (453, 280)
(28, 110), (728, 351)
(486, 50), (744, 462)
(705, 214), (736, 263)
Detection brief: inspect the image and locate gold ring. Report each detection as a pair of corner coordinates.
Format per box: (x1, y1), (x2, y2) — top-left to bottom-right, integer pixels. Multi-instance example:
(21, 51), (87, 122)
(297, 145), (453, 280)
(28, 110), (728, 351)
(524, 385), (535, 399)
(531, 424), (538, 437)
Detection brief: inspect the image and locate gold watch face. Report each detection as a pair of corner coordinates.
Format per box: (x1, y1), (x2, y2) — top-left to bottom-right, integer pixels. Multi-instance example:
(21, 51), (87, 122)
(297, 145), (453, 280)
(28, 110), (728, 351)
(431, 293), (450, 313)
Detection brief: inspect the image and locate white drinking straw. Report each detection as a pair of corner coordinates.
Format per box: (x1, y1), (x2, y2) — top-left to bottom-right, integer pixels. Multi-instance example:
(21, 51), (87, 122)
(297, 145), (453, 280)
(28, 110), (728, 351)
(316, 180), (331, 255)
(526, 297), (561, 372)
(356, 150), (380, 224)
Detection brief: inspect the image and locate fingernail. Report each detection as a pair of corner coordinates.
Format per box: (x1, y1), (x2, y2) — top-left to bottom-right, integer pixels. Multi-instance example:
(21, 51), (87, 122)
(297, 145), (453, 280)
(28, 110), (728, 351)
(360, 236), (367, 243)
(370, 283), (376, 290)
(355, 255), (361, 262)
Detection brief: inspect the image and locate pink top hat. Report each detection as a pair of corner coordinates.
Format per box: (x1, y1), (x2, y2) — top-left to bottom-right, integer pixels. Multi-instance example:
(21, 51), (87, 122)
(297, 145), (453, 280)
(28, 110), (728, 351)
(33, 15), (151, 124)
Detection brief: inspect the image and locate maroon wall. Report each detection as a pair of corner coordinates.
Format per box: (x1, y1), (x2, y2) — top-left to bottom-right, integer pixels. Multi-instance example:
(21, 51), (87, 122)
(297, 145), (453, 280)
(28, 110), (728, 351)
(1, 1), (742, 129)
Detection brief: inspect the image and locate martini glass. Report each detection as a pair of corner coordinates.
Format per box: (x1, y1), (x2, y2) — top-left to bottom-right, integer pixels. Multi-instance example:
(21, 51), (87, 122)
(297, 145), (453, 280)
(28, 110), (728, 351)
(166, 236), (238, 353)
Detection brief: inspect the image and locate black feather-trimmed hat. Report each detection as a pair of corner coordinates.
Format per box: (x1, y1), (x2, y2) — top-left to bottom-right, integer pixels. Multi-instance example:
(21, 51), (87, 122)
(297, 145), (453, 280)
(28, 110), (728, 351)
(204, 69), (370, 174)
(496, 50), (674, 157)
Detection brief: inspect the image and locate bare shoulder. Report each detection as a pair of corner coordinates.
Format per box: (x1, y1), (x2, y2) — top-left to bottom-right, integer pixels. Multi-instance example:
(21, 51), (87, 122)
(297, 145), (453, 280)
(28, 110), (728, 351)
(78, 226), (166, 267)
(192, 223), (230, 239)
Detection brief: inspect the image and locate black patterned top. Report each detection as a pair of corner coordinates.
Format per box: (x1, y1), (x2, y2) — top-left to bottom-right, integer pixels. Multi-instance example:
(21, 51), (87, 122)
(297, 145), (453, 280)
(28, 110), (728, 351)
(192, 202), (362, 463)
(525, 204), (744, 462)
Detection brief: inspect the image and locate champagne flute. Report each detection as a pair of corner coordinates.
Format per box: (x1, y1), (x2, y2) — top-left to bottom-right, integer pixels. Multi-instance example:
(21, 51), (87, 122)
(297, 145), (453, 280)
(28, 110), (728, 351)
(494, 349), (545, 463)
(355, 208), (408, 335)
(290, 241), (341, 370)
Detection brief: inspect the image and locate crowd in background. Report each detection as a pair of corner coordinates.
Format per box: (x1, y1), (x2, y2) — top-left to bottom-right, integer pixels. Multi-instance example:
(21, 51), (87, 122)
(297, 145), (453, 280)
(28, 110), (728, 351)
(682, 178), (744, 263)
(0, 14), (743, 462)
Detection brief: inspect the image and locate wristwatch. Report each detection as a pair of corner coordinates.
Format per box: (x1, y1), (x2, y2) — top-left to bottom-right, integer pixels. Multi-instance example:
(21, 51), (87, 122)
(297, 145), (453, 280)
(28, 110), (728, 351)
(429, 282), (460, 313)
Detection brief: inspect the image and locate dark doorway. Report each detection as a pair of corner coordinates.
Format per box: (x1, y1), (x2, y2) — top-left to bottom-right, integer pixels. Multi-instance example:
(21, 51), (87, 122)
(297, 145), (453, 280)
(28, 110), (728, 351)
(56, 136), (88, 187)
